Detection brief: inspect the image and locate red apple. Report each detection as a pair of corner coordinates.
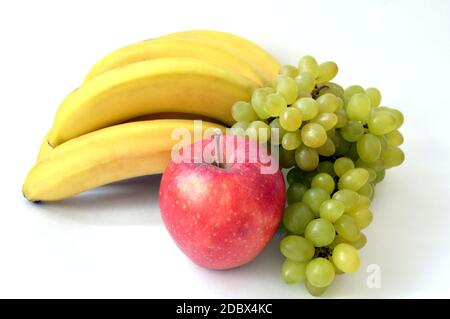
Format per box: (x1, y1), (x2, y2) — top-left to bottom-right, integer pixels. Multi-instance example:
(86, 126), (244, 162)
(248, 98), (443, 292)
(159, 134), (285, 270)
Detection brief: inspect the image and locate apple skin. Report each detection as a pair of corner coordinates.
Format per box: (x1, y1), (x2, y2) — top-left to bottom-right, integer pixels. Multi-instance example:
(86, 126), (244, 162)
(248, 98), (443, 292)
(159, 135), (285, 270)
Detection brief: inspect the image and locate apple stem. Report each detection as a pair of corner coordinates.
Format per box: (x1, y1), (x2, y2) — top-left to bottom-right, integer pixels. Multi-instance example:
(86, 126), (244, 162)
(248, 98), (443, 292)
(214, 129), (223, 168)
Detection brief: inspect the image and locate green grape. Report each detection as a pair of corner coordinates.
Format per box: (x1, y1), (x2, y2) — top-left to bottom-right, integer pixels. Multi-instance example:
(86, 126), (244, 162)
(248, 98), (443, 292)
(331, 131), (351, 156)
(302, 187), (330, 217)
(331, 233), (367, 250)
(295, 72), (316, 94)
(382, 146), (405, 168)
(279, 147), (296, 169)
(298, 55), (319, 77)
(341, 124), (364, 144)
(305, 218), (336, 247)
(312, 112), (338, 131)
(334, 157), (355, 177)
(317, 138), (336, 157)
(230, 121), (250, 136)
(365, 87), (382, 107)
(264, 93), (287, 117)
(279, 64), (299, 78)
(347, 208), (373, 229)
(326, 82), (345, 94)
(231, 121), (250, 129)
(246, 121), (271, 143)
(357, 183), (374, 199)
(377, 107), (404, 129)
(251, 87), (273, 119)
(390, 108), (404, 129)
(316, 93), (340, 113)
(319, 82), (345, 99)
(346, 93), (371, 122)
(334, 215), (361, 241)
(311, 173), (335, 194)
(280, 107), (303, 132)
(333, 263), (345, 275)
(305, 279), (327, 296)
(345, 143), (359, 162)
(330, 234), (346, 248)
(231, 101), (258, 122)
(287, 167), (304, 185)
(282, 131), (302, 150)
(344, 85), (364, 101)
(281, 259), (307, 284)
(335, 107), (348, 128)
(378, 135), (388, 153)
(332, 243), (361, 273)
(274, 75), (299, 104)
(269, 118), (288, 145)
(332, 189), (360, 212)
(287, 183), (308, 204)
(301, 123), (327, 148)
(298, 92), (312, 98)
(350, 195), (371, 213)
(368, 110), (397, 135)
(303, 171), (318, 188)
(283, 202), (314, 234)
(316, 61), (338, 83)
(366, 168), (377, 183)
(337, 96), (344, 108)
(317, 161), (336, 177)
(386, 130), (404, 147)
(356, 158), (385, 172)
(327, 128), (336, 138)
(280, 235), (315, 262)
(357, 133), (381, 163)
(295, 145), (319, 171)
(306, 258), (335, 288)
(350, 233), (367, 249)
(340, 120), (364, 142)
(338, 168), (369, 191)
(373, 169), (385, 184)
(320, 199), (345, 222)
(292, 97), (319, 120)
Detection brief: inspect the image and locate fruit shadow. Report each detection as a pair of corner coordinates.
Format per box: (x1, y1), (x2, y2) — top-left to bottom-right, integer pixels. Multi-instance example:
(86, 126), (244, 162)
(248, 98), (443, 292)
(26, 175), (163, 225)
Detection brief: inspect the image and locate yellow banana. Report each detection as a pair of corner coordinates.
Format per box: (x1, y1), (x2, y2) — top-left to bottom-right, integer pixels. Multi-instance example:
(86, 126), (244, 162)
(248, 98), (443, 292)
(48, 57), (258, 147)
(23, 119), (225, 202)
(36, 131), (52, 161)
(84, 37), (264, 85)
(162, 30), (280, 85)
(35, 113), (225, 162)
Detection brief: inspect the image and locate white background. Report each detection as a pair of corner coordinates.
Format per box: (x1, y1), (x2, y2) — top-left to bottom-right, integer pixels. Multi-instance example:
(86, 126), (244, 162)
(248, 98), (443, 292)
(0, 0), (449, 298)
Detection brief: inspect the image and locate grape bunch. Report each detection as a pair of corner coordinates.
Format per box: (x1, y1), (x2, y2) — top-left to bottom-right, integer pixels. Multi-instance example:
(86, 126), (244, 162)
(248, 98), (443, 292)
(230, 55), (405, 296)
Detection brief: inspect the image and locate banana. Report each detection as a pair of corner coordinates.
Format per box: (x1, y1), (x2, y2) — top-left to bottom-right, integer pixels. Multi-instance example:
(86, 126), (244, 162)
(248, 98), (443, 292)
(35, 113), (225, 162)
(23, 119), (225, 202)
(162, 30), (280, 85)
(48, 57), (258, 147)
(36, 131), (52, 161)
(84, 37), (264, 85)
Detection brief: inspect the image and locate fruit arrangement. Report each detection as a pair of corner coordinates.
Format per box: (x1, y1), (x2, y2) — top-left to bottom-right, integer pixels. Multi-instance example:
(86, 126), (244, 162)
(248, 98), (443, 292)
(22, 30), (405, 296)
(229, 55), (405, 295)
(23, 30), (279, 201)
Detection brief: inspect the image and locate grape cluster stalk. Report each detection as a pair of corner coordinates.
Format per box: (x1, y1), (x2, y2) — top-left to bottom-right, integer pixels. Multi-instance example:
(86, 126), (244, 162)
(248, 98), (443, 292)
(230, 55), (405, 296)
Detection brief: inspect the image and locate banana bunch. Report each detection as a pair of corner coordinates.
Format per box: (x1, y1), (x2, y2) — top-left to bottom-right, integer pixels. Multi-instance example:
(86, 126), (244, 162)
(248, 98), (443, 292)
(23, 30), (280, 202)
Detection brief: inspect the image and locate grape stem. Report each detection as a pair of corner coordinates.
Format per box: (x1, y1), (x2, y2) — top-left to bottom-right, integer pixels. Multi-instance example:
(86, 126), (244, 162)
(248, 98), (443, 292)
(314, 246), (332, 259)
(311, 85), (329, 99)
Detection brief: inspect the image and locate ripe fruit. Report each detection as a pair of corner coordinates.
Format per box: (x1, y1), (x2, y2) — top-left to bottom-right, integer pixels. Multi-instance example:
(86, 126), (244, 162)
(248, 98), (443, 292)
(159, 135), (285, 269)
